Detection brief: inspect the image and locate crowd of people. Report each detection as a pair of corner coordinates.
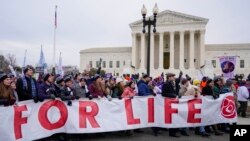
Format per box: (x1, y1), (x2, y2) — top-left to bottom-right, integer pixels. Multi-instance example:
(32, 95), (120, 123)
(0, 65), (250, 140)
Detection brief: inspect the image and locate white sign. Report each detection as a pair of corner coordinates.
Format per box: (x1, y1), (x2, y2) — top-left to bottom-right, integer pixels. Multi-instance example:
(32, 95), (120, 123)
(0, 93), (237, 141)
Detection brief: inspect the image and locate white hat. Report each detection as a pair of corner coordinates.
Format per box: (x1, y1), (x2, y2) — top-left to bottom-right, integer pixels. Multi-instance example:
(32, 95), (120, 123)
(116, 77), (124, 85)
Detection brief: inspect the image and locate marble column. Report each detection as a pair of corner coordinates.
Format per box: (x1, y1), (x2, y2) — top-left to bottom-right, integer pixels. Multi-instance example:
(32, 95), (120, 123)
(189, 30), (195, 69)
(199, 30), (205, 67)
(158, 32), (164, 69)
(131, 33), (136, 68)
(140, 33), (146, 69)
(169, 31), (175, 69)
(179, 31), (184, 69)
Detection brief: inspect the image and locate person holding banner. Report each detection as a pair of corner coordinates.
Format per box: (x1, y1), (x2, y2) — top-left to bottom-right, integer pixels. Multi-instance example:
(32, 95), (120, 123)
(112, 77), (125, 99)
(105, 77), (116, 98)
(16, 65), (40, 102)
(0, 73), (16, 106)
(88, 74), (105, 99)
(54, 76), (65, 97)
(137, 74), (156, 135)
(60, 76), (76, 106)
(38, 73), (57, 101)
(201, 79), (224, 136)
(161, 71), (182, 137)
(121, 81), (136, 99)
(74, 77), (89, 99)
(137, 74), (154, 96)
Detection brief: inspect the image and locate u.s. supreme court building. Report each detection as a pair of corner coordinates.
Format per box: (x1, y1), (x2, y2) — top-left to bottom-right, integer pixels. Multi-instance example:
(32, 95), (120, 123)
(80, 10), (250, 78)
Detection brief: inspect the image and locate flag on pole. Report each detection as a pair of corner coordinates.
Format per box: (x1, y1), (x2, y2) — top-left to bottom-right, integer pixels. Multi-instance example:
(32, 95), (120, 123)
(58, 52), (63, 76)
(38, 45), (47, 69)
(55, 5), (57, 28)
(22, 50), (27, 68)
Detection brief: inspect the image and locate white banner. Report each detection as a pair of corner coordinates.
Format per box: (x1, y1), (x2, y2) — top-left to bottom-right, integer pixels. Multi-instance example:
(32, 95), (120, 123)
(219, 56), (236, 79)
(0, 93), (237, 141)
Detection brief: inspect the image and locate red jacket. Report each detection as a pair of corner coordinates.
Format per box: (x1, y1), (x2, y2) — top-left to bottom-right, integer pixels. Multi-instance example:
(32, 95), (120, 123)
(121, 87), (136, 98)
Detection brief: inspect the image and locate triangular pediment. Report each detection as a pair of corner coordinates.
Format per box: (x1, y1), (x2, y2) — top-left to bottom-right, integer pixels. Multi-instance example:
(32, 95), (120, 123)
(130, 10), (208, 27)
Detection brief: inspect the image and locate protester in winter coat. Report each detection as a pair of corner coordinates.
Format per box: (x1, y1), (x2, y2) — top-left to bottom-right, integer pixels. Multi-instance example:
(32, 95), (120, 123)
(73, 73), (82, 86)
(60, 76), (76, 106)
(10, 81), (19, 102)
(232, 78), (239, 91)
(113, 77), (125, 98)
(201, 79), (224, 136)
(54, 77), (65, 97)
(213, 76), (225, 95)
(245, 79), (250, 96)
(88, 75), (105, 99)
(200, 77), (207, 91)
(137, 74), (153, 96)
(222, 79), (234, 93)
(38, 73), (57, 101)
(237, 81), (249, 118)
(0, 74), (16, 106)
(74, 77), (89, 98)
(161, 72), (182, 137)
(121, 81), (136, 98)
(16, 65), (39, 102)
(162, 71), (182, 98)
(105, 77), (116, 98)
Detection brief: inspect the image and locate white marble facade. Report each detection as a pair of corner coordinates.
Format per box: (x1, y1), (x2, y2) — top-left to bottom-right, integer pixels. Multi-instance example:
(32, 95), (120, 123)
(80, 10), (250, 78)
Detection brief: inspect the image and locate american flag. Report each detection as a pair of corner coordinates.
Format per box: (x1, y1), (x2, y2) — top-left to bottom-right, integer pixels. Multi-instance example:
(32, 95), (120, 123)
(55, 5), (57, 28)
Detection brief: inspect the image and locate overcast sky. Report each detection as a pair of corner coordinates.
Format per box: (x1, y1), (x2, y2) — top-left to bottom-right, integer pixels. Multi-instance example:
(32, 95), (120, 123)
(0, 0), (250, 68)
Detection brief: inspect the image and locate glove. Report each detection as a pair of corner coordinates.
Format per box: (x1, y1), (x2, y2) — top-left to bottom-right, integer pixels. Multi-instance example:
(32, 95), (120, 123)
(38, 98), (44, 102)
(130, 96), (134, 99)
(178, 95), (182, 99)
(71, 96), (75, 100)
(118, 96), (122, 100)
(153, 93), (156, 96)
(67, 101), (72, 106)
(76, 96), (80, 100)
(33, 97), (39, 103)
(107, 95), (112, 101)
(194, 94), (198, 98)
(10, 99), (16, 105)
(88, 95), (93, 100)
(50, 94), (56, 100)
(213, 94), (219, 99)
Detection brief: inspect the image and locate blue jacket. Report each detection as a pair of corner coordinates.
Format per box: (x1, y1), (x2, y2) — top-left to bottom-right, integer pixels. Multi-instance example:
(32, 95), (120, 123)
(137, 80), (151, 96)
(38, 82), (56, 100)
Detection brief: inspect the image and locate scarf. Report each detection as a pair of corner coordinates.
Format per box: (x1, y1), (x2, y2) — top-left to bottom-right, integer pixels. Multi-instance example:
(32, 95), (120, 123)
(22, 76), (37, 97)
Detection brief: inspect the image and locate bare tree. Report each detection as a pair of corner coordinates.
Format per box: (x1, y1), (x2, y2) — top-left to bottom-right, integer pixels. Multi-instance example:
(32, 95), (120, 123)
(6, 53), (17, 67)
(0, 55), (9, 72)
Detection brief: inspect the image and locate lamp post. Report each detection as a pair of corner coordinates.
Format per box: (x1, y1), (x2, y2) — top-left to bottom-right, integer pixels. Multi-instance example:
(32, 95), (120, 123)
(141, 4), (159, 76)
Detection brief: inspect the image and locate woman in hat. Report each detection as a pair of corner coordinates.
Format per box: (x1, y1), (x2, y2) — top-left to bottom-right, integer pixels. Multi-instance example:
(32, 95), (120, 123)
(54, 76), (65, 97)
(74, 77), (89, 99)
(121, 81), (136, 99)
(112, 77), (125, 98)
(88, 75), (105, 99)
(60, 76), (76, 106)
(0, 74), (16, 106)
(38, 73), (57, 101)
